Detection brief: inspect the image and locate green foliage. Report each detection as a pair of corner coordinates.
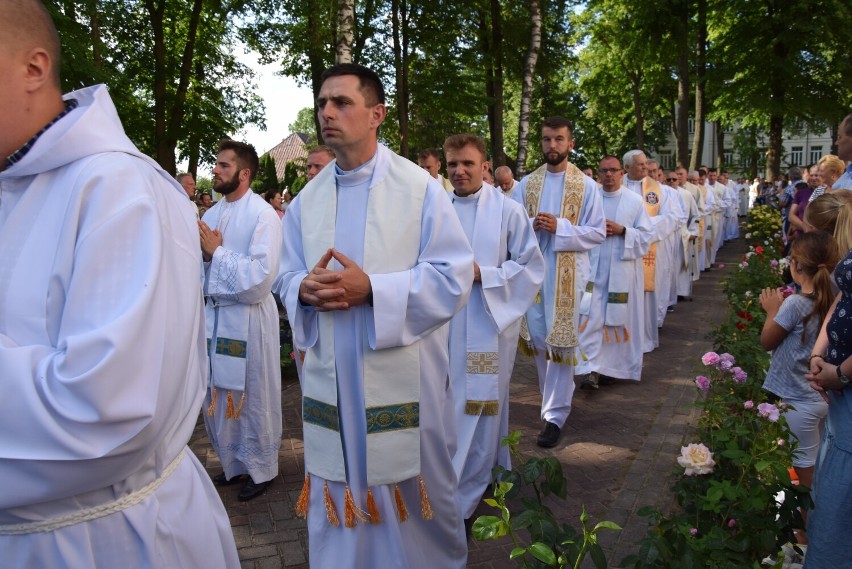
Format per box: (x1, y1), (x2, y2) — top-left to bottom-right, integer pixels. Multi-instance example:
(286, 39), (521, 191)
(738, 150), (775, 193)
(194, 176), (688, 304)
(282, 161), (307, 195)
(253, 153), (280, 193)
(624, 213), (807, 568)
(289, 107), (319, 145)
(474, 431), (621, 568)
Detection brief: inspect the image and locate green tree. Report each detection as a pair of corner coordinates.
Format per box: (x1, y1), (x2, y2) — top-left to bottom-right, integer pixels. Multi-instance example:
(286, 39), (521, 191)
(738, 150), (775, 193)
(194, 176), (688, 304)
(289, 107), (319, 144)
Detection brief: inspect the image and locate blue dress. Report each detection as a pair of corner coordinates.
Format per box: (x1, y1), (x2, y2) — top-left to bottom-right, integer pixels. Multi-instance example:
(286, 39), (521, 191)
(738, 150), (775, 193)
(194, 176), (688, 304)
(805, 249), (852, 568)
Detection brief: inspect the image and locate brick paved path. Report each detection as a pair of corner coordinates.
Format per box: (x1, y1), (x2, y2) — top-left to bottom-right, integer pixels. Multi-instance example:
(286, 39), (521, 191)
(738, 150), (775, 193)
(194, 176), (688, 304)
(189, 238), (746, 569)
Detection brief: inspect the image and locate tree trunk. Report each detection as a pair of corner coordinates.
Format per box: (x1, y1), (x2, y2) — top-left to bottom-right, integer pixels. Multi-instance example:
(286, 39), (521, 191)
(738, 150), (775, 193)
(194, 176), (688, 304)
(489, 0), (504, 166)
(715, 120), (724, 169)
(88, 0), (101, 69)
(689, 0), (706, 171)
(391, 0), (410, 155)
(515, 0), (541, 177)
(165, 0), (203, 170)
(336, 0), (354, 64)
(766, 114), (784, 180)
(675, 8), (690, 168)
(308, 2), (326, 144)
(145, 0), (170, 172)
(765, 28), (789, 179)
(629, 71), (645, 151)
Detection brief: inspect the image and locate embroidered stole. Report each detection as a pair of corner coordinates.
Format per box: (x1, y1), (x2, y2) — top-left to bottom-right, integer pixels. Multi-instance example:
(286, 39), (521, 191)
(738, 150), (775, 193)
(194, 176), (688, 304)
(641, 177), (661, 292)
(299, 149), (428, 525)
(203, 196), (257, 419)
(463, 187), (503, 416)
(579, 190), (635, 342)
(518, 163), (586, 363)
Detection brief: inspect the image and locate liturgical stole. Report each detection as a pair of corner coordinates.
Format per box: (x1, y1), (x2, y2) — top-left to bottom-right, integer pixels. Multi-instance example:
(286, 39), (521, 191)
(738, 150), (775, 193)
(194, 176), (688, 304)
(641, 177), (661, 292)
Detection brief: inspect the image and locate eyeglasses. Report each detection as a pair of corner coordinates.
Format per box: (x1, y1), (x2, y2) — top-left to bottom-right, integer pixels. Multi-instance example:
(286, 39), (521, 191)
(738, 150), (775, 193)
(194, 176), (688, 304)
(667, 177), (678, 182)
(598, 168), (621, 174)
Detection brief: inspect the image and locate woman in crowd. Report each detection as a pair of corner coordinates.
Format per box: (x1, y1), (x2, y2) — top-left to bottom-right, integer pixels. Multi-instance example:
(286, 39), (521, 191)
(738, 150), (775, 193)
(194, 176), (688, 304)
(808, 155), (846, 203)
(264, 189), (285, 219)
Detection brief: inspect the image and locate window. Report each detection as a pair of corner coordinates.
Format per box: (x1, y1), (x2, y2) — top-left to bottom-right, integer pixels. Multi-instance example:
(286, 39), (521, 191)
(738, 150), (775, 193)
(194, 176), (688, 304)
(688, 118), (695, 134)
(790, 146), (803, 166)
(723, 149), (734, 165)
(658, 151), (674, 170)
(810, 146), (823, 164)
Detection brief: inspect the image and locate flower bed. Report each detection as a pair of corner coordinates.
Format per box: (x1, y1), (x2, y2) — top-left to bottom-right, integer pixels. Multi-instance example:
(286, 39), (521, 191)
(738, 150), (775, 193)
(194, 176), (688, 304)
(624, 208), (808, 568)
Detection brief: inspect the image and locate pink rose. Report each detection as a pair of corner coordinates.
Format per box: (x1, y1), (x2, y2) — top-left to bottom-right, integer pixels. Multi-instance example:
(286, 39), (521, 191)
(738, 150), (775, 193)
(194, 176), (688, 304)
(744, 400), (754, 409)
(701, 352), (721, 366)
(695, 376), (711, 391)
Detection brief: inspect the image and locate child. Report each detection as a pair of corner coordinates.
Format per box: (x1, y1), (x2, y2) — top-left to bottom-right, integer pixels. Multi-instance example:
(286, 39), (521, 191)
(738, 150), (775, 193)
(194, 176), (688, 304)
(759, 231), (840, 544)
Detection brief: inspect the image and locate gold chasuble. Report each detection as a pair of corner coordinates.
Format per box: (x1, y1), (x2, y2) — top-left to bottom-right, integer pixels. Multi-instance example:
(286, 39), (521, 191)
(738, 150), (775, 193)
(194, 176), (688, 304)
(641, 177), (661, 292)
(519, 163), (586, 364)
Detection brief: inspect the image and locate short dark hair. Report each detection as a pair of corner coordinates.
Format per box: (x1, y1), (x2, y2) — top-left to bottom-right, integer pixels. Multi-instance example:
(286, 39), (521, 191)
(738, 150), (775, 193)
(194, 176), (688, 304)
(842, 113), (852, 136)
(263, 188), (281, 203)
(542, 116), (574, 136)
(418, 148), (441, 161)
(708, 167), (718, 174)
(320, 64), (386, 106)
(218, 139), (260, 182)
(698, 167), (708, 176)
(599, 154), (620, 165)
(443, 134), (487, 162)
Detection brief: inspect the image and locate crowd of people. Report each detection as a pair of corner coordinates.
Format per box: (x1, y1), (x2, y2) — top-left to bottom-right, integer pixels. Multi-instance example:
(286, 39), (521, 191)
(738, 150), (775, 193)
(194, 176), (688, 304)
(4, 1), (852, 566)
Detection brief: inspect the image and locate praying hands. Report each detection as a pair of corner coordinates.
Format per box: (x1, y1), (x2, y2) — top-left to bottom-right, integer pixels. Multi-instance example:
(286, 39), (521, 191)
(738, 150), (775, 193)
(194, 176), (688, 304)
(299, 248), (372, 311)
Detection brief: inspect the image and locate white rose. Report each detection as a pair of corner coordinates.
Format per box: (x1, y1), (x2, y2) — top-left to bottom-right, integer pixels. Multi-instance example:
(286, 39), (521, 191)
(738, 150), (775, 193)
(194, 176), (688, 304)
(677, 443), (715, 476)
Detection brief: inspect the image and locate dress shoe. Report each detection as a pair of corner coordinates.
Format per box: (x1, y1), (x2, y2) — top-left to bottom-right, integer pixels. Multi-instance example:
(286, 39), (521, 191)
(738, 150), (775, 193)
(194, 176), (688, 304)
(239, 477), (272, 501)
(213, 471), (244, 486)
(536, 421), (561, 448)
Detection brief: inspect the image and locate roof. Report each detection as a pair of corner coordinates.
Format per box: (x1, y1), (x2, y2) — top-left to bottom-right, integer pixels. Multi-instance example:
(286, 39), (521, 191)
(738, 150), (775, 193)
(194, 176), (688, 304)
(267, 133), (310, 179)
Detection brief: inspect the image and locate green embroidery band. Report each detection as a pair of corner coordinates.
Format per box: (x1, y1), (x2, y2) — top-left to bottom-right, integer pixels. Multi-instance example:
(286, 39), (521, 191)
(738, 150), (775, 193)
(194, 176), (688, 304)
(366, 402), (419, 434)
(206, 337), (247, 358)
(607, 292), (629, 304)
(303, 397), (340, 432)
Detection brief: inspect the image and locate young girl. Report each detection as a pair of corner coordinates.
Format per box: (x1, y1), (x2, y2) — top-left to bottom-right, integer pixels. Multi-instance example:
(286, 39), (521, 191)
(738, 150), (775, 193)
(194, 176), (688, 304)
(759, 231), (840, 543)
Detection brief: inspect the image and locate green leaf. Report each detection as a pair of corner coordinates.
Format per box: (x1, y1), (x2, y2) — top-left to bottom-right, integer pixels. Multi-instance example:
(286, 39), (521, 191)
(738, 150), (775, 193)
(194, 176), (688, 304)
(509, 547), (527, 560)
(528, 542), (558, 566)
(483, 498), (499, 508)
(523, 459), (543, 483)
(471, 516), (508, 540)
(593, 520), (623, 532)
(755, 460), (771, 472)
(589, 542), (607, 569)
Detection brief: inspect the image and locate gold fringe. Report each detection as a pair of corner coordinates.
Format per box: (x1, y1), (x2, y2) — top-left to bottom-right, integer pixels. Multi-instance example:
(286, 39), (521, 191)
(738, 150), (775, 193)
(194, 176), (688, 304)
(225, 390), (235, 419)
(323, 481), (340, 527)
(366, 488), (381, 524)
(613, 328), (621, 343)
(232, 392), (246, 420)
(517, 338), (538, 356)
(418, 475), (434, 520)
(623, 326), (630, 341)
(604, 327), (611, 343)
(394, 483), (409, 522)
(295, 475), (310, 519)
(206, 388), (218, 416)
(343, 485), (358, 528)
(464, 400), (499, 416)
(581, 350), (588, 362)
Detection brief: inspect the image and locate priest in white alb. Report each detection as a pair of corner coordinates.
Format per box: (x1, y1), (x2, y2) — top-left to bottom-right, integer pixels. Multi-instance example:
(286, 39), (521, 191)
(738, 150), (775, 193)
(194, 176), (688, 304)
(511, 116), (606, 448)
(200, 140), (283, 502)
(622, 150), (679, 353)
(442, 134), (544, 522)
(669, 171), (701, 301)
(0, 3), (238, 565)
(577, 156), (653, 387)
(274, 64), (473, 569)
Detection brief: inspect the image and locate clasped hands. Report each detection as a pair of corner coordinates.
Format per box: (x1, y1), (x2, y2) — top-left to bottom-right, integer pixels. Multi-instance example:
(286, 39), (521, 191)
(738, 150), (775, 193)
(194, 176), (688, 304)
(806, 357), (845, 403)
(299, 248), (371, 311)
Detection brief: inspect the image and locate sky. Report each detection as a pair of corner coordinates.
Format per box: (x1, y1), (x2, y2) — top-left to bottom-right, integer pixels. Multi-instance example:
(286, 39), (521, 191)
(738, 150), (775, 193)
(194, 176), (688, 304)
(235, 50), (316, 155)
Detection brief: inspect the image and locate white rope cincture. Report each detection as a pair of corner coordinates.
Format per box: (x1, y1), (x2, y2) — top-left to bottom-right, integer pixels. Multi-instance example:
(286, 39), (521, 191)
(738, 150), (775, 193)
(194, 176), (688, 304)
(0, 450), (185, 535)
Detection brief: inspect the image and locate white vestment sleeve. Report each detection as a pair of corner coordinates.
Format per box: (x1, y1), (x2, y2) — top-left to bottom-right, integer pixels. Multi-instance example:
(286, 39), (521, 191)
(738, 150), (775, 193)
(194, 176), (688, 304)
(553, 178), (606, 252)
(622, 208), (654, 261)
(370, 184), (474, 349)
(274, 199), (318, 350)
(0, 194), (197, 507)
(479, 202), (545, 333)
(204, 209), (282, 304)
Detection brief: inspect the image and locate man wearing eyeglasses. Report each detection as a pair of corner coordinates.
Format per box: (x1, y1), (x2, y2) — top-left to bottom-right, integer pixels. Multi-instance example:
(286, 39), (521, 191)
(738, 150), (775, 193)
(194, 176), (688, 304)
(576, 156), (652, 389)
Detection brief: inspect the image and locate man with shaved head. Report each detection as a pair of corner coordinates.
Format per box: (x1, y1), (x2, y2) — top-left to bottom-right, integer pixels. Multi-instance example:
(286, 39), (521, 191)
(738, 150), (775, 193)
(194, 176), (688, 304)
(494, 165), (518, 197)
(0, 1), (239, 566)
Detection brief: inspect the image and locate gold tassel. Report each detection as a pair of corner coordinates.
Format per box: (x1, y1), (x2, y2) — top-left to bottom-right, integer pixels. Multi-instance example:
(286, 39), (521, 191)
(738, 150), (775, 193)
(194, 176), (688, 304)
(394, 483), (409, 522)
(517, 339), (538, 356)
(481, 400), (499, 416)
(581, 350), (588, 362)
(366, 488), (381, 524)
(343, 485), (358, 528)
(572, 353), (579, 366)
(295, 475), (310, 519)
(604, 327), (611, 343)
(623, 326), (630, 341)
(206, 388), (218, 416)
(232, 392), (246, 420)
(323, 481), (340, 527)
(418, 475), (434, 520)
(613, 328), (621, 343)
(225, 390), (236, 419)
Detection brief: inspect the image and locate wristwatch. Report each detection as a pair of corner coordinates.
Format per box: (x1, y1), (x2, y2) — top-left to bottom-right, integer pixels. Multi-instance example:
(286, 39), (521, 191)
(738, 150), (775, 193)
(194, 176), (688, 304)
(837, 364), (851, 386)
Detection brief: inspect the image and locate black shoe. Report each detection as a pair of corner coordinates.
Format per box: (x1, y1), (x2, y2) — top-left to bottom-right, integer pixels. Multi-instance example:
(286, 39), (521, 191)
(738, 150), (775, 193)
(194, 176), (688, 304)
(667, 305), (675, 313)
(238, 478), (272, 501)
(580, 373), (599, 390)
(536, 421), (561, 448)
(598, 375), (617, 386)
(213, 471), (244, 486)
(464, 517), (474, 541)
